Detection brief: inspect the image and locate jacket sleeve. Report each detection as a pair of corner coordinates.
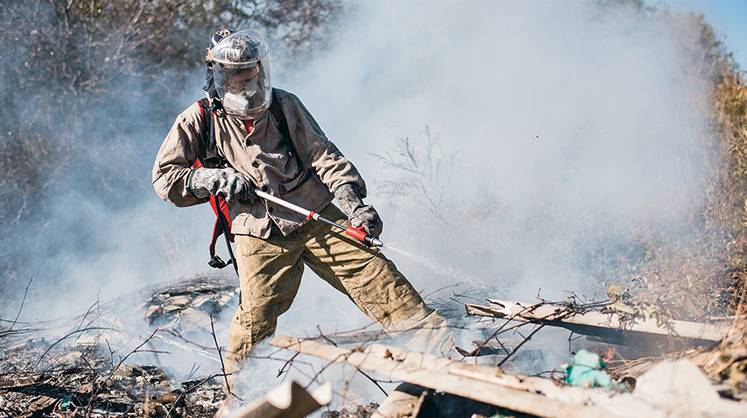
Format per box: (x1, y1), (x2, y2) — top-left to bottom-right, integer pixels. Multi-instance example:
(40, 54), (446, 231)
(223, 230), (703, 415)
(151, 103), (208, 207)
(283, 92), (368, 197)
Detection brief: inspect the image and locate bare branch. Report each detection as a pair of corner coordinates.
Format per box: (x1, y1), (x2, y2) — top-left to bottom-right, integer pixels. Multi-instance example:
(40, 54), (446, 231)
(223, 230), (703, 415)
(8, 276), (32, 333)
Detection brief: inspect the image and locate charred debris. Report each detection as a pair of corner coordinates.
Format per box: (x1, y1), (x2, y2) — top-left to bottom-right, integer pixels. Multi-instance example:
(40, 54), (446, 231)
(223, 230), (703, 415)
(1, 275), (745, 417)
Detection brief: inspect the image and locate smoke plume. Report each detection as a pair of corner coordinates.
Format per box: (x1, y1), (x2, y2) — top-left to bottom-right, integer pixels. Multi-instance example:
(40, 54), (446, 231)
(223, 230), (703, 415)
(1, 0), (732, 407)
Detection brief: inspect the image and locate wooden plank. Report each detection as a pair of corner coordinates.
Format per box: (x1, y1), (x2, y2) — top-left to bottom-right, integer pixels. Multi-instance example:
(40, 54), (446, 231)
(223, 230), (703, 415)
(465, 299), (726, 343)
(270, 335), (617, 418)
(360, 343), (570, 398)
(233, 380), (331, 418)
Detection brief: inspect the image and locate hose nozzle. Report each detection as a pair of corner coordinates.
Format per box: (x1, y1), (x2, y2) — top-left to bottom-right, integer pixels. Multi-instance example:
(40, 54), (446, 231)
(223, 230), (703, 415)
(345, 226), (384, 247)
(365, 237), (384, 247)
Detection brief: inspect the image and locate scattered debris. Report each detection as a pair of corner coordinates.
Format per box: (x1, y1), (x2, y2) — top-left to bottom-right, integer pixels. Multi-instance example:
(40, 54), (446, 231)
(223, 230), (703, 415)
(321, 402), (378, 418)
(270, 335), (613, 418)
(2, 274), (744, 417)
(271, 335), (747, 418)
(143, 275), (238, 328)
(0, 275), (241, 417)
(689, 318), (747, 401)
(0, 343), (226, 417)
(602, 359), (747, 417)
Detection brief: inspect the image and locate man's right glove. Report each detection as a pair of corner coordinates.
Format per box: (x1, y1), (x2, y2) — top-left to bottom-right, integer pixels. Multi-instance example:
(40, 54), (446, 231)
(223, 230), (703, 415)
(188, 167), (256, 203)
(334, 183), (383, 239)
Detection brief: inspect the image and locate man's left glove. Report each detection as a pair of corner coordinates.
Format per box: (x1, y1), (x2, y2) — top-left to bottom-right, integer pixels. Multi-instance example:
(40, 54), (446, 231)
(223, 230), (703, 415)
(188, 167), (256, 203)
(334, 183), (383, 239)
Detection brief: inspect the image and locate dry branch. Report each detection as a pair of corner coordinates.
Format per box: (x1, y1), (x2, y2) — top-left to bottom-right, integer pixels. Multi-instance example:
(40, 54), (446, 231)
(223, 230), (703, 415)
(466, 299), (727, 344)
(7, 277), (32, 333)
(209, 314), (234, 398)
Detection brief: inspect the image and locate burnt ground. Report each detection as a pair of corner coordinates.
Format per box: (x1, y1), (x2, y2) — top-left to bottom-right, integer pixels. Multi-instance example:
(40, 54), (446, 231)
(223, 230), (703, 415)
(0, 275), (239, 417)
(0, 275), (381, 417)
(1, 274), (744, 417)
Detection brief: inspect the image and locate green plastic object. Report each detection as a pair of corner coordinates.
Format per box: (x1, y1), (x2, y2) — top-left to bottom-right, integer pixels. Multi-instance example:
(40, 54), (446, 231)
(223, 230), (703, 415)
(564, 349), (613, 388)
(59, 394), (73, 410)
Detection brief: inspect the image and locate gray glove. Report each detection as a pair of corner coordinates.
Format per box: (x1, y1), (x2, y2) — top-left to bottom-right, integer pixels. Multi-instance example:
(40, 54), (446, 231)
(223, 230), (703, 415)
(334, 183), (383, 239)
(188, 167), (256, 203)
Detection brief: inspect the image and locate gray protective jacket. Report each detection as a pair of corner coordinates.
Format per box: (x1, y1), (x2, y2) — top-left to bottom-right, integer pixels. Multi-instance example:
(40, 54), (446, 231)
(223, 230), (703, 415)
(152, 88), (366, 238)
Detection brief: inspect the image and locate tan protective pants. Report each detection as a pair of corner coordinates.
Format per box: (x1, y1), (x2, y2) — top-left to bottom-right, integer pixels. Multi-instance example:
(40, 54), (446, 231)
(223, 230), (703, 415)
(224, 204), (448, 373)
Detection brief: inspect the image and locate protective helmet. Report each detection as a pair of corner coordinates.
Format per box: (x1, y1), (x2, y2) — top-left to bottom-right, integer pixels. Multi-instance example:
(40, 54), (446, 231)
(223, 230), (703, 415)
(206, 29), (271, 120)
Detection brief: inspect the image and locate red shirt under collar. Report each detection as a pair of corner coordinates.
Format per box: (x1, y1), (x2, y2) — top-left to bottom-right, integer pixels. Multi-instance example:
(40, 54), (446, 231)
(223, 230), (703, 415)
(244, 119), (255, 136)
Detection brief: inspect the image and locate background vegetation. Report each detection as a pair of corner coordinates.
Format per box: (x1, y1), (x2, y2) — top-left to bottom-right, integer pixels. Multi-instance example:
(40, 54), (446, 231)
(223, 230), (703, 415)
(0, 0), (341, 307)
(0, 1), (744, 320)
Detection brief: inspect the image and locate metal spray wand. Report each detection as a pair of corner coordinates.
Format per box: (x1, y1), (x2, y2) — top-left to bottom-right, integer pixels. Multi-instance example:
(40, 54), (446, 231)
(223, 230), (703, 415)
(255, 190), (384, 248)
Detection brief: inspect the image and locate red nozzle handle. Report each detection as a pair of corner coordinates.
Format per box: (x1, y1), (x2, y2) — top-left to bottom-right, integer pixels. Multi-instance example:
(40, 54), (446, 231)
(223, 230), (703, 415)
(345, 226), (369, 242)
(344, 226), (383, 247)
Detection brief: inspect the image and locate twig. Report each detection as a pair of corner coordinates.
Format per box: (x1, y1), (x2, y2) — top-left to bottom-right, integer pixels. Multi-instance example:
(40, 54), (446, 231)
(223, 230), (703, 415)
(76, 298), (100, 333)
(161, 328), (216, 350)
(186, 363), (201, 381)
(357, 369), (388, 396)
(105, 338), (115, 367)
(492, 337), (511, 355)
(209, 315), (232, 396)
(467, 303), (537, 357)
(154, 333), (218, 362)
(166, 372), (221, 417)
(83, 329), (162, 415)
(32, 326), (117, 369)
(107, 329), (161, 377)
(277, 352), (299, 377)
(423, 284), (456, 299)
(567, 331), (583, 351)
(8, 276), (33, 332)
(498, 323), (549, 367)
(304, 353), (346, 389)
(730, 280), (747, 330)
(317, 325), (338, 347)
(78, 353), (98, 374)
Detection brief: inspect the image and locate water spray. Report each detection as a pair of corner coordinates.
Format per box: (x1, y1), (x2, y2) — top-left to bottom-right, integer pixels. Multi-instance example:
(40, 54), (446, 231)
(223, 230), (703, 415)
(255, 190), (384, 247)
(255, 191), (481, 284)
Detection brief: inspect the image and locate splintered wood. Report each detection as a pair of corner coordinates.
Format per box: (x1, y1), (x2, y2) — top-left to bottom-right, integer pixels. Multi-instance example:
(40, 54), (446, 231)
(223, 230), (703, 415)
(270, 335), (612, 418)
(232, 381), (331, 418)
(465, 298), (727, 344)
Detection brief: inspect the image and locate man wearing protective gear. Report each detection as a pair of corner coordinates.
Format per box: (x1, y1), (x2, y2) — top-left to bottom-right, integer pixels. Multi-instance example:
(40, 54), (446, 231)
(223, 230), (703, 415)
(152, 29), (450, 380)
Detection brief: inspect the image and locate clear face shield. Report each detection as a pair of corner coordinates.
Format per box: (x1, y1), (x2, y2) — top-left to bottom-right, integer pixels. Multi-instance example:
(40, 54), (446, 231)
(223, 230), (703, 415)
(208, 29), (272, 120)
(213, 59), (272, 120)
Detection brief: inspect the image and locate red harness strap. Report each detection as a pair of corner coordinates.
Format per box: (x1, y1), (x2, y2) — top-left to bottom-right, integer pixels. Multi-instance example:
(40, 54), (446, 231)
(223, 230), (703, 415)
(194, 101), (234, 264)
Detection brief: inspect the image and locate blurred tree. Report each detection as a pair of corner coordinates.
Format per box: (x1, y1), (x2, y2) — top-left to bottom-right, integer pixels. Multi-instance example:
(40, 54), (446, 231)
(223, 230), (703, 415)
(0, 0), (342, 302)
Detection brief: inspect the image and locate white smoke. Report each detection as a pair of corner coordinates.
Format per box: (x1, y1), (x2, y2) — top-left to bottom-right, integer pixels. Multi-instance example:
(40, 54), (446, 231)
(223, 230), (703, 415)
(4, 1), (724, 411)
(15, 0), (714, 321)
(280, 0), (713, 303)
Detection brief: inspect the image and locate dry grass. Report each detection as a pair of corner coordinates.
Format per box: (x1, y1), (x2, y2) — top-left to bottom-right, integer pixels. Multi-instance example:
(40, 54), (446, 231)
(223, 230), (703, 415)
(709, 70), (747, 313)
(595, 14), (747, 322)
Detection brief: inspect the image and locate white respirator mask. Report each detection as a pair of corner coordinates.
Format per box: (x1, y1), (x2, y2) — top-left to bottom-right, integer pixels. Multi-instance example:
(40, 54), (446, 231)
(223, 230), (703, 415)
(207, 29), (272, 120)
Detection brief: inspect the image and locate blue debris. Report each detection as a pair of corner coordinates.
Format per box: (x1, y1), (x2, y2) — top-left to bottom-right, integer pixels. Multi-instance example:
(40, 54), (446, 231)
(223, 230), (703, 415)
(564, 349), (613, 389)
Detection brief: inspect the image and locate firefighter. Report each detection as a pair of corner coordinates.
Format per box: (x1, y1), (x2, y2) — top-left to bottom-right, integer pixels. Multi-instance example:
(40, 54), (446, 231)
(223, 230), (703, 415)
(152, 29), (450, 382)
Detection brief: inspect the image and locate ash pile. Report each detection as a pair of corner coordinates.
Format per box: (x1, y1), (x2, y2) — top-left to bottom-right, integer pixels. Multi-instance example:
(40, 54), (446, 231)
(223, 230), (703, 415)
(0, 275), (238, 417)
